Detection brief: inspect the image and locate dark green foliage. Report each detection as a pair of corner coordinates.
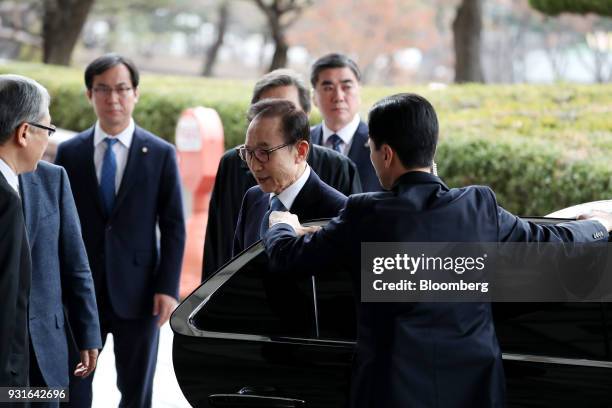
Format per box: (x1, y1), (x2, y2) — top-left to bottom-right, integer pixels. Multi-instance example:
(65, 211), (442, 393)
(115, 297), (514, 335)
(528, 0), (612, 16)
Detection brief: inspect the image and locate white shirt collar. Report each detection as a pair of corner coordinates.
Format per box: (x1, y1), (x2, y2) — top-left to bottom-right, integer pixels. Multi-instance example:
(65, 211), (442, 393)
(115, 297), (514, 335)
(273, 164), (310, 211)
(93, 118), (135, 148)
(322, 114), (361, 146)
(0, 157), (19, 194)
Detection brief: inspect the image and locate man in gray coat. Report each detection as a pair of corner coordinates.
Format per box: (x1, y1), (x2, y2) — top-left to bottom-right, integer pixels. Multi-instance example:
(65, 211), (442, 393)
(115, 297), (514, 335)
(20, 160), (102, 406)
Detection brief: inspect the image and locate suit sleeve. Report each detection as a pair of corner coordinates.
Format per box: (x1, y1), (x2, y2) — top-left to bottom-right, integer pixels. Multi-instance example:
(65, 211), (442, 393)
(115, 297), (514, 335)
(203, 154), (240, 280)
(155, 146), (186, 299)
(492, 189), (608, 243)
(347, 160), (363, 195)
(263, 202), (354, 276)
(58, 168), (102, 350)
(0, 193), (25, 380)
(232, 193), (248, 257)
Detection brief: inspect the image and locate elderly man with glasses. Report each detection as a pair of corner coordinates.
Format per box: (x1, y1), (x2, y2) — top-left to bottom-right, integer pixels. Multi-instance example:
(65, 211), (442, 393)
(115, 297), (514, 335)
(0, 74), (50, 389)
(232, 98), (347, 255)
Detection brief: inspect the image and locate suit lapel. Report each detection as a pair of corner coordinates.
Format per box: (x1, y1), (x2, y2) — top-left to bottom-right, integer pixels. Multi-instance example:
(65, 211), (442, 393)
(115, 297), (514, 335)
(247, 189), (269, 242)
(311, 125), (323, 146)
(19, 171), (40, 245)
(78, 129), (106, 218)
(347, 122), (369, 164)
(289, 170), (317, 218)
(111, 127), (145, 218)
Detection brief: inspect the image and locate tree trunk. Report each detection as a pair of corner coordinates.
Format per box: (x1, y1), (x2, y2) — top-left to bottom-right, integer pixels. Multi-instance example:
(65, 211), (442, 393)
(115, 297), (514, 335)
(452, 0), (484, 83)
(203, 1), (229, 77)
(268, 27), (288, 71)
(42, 0), (94, 65)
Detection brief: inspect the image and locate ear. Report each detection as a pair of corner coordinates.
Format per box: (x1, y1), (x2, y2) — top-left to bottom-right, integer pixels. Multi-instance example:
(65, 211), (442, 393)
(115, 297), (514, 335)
(86, 88), (93, 105)
(383, 144), (393, 168)
(14, 122), (29, 148)
(295, 140), (310, 162)
(133, 87), (139, 103)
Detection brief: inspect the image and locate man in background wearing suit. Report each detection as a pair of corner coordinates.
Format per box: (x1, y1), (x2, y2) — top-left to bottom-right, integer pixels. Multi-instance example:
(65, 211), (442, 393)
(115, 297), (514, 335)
(264, 93), (612, 408)
(55, 54), (185, 407)
(20, 160), (102, 407)
(0, 74), (50, 388)
(233, 98), (346, 254)
(202, 69), (360, 279)
(310, 53), (380, 192)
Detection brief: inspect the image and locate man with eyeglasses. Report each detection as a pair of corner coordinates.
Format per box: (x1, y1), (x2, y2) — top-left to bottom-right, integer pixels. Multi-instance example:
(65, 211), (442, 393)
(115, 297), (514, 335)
(55, 54), (185, 408)
(232, 98), (347, 255)
(0, 74), (49, 389)
(202, 69), (361, 280)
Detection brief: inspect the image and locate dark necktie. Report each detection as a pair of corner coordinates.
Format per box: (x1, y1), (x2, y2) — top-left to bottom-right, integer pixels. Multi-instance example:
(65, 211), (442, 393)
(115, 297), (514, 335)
(100, 138), (118, 216)
(329, 134), (343, 153)
(260, 195), (287, 238)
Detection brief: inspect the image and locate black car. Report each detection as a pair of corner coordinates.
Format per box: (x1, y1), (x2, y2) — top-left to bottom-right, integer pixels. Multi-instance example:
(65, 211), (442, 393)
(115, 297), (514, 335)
(171, 201), (612, 407)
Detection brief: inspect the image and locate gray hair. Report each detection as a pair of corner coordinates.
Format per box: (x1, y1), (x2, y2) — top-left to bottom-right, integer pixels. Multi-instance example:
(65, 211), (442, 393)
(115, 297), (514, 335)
(0, 74), (50, 145)
(251, 69), (311, 114)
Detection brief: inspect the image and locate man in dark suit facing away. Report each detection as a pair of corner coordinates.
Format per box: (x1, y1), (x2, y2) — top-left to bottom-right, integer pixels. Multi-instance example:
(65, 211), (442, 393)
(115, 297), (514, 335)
(309, 53), (380, 192)
(0, 74), (51, 388)
(233, 98), (347, 255)
(264, 93), (612, 408)
(202, 69), (360, 279)
(20, 160), (102, 407)
(55, 54), (185, 407)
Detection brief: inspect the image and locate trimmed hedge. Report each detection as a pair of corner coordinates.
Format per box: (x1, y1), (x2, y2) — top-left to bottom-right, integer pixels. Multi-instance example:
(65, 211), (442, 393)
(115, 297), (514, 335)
(2, 61), (610, 215)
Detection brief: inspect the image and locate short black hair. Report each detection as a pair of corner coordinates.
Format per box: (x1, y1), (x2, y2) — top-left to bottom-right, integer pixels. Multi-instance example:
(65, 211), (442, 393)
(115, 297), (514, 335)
(247, 99), (310, 145)
(310, 53), (361, 87)
(252, 69), (311, 114)
(84, 53), (140, 90)
(368, 93), (438, 169)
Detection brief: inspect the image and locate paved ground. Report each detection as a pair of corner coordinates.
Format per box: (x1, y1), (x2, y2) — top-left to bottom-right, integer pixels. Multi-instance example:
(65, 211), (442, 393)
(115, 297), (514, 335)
(92, 323), (191, 407)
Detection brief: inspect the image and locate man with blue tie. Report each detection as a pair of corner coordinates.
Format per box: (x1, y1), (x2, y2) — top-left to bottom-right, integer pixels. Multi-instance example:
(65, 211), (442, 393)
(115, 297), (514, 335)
(55, 54), (185, 407)
(232, 98), (346, 255)
(264, 93), (612, 408)
(309, 53), (380, 192)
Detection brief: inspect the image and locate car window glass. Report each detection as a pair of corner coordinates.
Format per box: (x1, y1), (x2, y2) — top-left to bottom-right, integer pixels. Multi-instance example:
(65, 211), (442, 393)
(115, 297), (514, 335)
(192, 251), (316, 338)
(314, 264), (357, 341)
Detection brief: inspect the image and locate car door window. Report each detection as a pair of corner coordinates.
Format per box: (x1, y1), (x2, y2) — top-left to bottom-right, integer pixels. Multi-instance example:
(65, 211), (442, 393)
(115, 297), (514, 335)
(192, 251), (316, 338)
(313, 265), (357, 341)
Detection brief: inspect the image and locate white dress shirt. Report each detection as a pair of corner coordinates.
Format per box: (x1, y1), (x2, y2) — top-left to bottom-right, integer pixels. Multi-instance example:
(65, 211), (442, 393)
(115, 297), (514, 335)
(321, 114), (361, 155)
(273, 164), (311, 211)
(0, 157), (19, 195)
(93, 119), (134, 193)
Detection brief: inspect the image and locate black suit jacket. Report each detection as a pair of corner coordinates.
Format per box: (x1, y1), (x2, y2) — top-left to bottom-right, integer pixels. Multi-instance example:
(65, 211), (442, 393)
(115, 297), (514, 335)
(202, 145), (360, 279)
(55, 126), (185, 319)
(233, 169), (347, 255)
(310, 121), (380, 192)
(0, 173), (31, 386)
(264, 171), (609, 408)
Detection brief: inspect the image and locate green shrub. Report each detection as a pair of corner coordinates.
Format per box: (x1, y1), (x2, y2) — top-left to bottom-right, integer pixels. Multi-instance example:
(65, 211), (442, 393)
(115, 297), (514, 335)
(2, 61), (610, 215)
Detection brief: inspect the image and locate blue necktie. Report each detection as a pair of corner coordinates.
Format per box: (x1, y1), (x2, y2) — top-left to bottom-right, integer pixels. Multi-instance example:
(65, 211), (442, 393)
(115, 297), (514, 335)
(260, 195), (286, 238)
(329, 134), (343, 153)
(100, 138), (118, 216)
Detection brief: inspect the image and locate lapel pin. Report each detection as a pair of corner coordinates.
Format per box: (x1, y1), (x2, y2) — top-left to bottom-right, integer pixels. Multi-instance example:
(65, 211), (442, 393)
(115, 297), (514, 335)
(142, 147), (148, 154)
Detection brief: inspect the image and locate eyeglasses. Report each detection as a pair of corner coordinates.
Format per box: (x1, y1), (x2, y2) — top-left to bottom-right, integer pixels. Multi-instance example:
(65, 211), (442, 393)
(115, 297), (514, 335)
(92, 86), (134, 97)
(237, 142), (292, 164)
(27, 122), (56, 137)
